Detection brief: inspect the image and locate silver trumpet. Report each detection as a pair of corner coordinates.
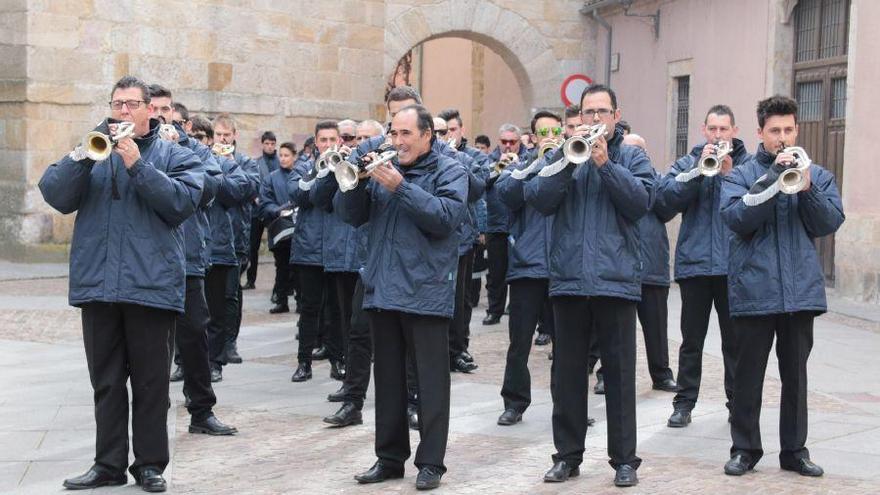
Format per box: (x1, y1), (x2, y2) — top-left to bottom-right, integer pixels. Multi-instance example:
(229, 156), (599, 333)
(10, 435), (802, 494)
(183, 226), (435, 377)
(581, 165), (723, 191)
(492, 152), (520, 175)
(81, 121), (135, 161)
(538, 123), (606, 177)
(159, 123), (178, 141)
(315, 145), (351, 178)
(537, 138), (562, 159)
(336, 150), (397, 192)
(675, 140), (733, 182)
(211, 143), (235, 156)
(742, 146), (812, 206)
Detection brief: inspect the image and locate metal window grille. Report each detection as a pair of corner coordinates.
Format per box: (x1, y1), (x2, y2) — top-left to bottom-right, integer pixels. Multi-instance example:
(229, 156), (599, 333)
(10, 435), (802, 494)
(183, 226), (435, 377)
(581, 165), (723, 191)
(675, 76), (690, 157)
(795, 0), (849, 62)
(831, 78), (847, 119)
(796, 81), (824, 121)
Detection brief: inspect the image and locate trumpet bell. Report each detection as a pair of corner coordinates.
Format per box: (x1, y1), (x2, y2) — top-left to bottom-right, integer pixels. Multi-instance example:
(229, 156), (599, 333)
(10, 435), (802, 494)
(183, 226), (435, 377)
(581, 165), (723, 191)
(537, 140), (560, 159)
(779, 168), (806, 195)
(335, 162), (360, 193)
(562, 137), (591, 164)
(84, 131), (113, 161)
(698, 156), (721, 177)
(212, 143), (235, 156)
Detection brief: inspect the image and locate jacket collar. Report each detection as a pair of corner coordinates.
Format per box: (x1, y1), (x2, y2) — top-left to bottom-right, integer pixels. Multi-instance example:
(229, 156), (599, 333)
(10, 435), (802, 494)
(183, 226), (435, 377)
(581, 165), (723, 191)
(398, 146), (439, 177)
(755, 144), (775, 169)
(134, 118), (160, 151)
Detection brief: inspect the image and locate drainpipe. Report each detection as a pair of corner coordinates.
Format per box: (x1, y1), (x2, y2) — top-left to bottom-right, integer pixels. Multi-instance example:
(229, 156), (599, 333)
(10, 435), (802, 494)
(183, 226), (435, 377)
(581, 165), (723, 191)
(592, 10), (612, 85)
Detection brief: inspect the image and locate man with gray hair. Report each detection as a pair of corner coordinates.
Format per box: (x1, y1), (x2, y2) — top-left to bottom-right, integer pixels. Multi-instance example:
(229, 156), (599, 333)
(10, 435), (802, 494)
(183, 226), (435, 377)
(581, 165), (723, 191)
(483, 123), (529, 326)
(357, 119), (386, 142)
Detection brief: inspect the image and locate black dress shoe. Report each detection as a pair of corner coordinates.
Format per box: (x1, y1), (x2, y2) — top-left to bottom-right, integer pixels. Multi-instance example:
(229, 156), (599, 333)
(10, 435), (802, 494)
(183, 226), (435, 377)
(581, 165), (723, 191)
(224, 343), (242, 364)
(534, 333), (552, 346)
(594, 377), (605, 395)
(451, 356), (478, 373)
(312, 345), (329, 360)
(667, 409), (692, 428)
(614, 465), (638, 487)
(189, 415), (238, 436)
(324, 403), (363, 427)
(291, 362), (312, 382)
(354, 461), (404, 484)
(62, 466), (126, 490)
(330, 361), (346, 381)
(408, 407), (420, 431)
(415, 466), (443, 490)
(169, 366), (184, 382)
(482, 314), (501, 325)
(269, 303), (289, 314)
(781, 458), (824, 477)
(460, 350), (474, 363)
(543, 460), (579, 482)
(652, 378), (679, 392)
(497, 409), (522, 426)
(327, 385), (347, 402)
(724, 454), (753, 476)
(210, 364), (222, 383)
(134, 467), (166, 493)
(242, 281), (256, 290)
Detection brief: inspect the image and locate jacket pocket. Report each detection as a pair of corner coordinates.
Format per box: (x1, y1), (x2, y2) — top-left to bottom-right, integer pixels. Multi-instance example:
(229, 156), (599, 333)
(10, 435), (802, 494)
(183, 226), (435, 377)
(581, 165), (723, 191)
(120, 227), (179, 292)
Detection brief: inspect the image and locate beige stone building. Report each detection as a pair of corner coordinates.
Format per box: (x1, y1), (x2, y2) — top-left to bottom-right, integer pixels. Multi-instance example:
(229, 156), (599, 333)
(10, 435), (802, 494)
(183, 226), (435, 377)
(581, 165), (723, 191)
(1, 0), (877, 303)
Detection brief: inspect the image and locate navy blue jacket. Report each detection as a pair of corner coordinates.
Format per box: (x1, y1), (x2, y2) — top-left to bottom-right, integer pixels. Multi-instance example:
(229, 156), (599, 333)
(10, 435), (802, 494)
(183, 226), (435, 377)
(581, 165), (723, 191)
(287, 156), (325, 267)
(486, 146), (531, 233)
(720, 145), (844, 317)
(208, 155), (250, 266)
(178, 131), (222, 277)
(496, 155), (552, 281)
(524, 128), (655, 300)
(253, 152), (279, 218)
(639, 169), (675, 287)
(335, 147), (468, 318)
(229, 151), (258, 256)
(258, 166), (292, 222)
(437, 141), (487, 255)
(39, 121), (204, 313)
(660, 139), (752, 280)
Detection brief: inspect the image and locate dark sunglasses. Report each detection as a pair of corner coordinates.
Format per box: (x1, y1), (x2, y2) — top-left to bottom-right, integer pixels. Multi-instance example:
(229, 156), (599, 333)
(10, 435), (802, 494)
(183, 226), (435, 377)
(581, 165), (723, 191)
(500, 139), (519, 145)
(340, 134), (357, 142)
(434, 129), (448, 136)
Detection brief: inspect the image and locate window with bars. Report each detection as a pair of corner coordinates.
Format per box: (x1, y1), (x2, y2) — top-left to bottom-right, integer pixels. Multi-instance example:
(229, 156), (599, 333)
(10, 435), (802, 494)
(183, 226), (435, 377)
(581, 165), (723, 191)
(796, 81), (823, 121)
(795, 0), (849, 63)
(674, 76), (690, 157)
(831, 78), (847, 119)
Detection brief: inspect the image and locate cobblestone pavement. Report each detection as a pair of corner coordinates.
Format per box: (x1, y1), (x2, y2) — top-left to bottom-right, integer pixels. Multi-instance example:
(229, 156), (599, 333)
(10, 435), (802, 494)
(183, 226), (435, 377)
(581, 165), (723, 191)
(2, 267), (880, 494)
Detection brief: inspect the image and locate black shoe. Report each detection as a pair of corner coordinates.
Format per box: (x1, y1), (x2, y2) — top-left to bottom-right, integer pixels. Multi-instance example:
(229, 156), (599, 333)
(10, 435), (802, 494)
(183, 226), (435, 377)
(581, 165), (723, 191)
(330, 361), (346, 381)
(460, 350), (474, 363)
(543, 461), (579, 482)
(269, 303), (289, 314)
(327, 385), (347, 402)
(312, 345), (329, 360)
(242, 281), (255, 290)
(497, 409), (522, 426)
(189, 415), (238, 436)
(408, 407), (419, 431)
(594, 377), (605, 395)
(667, 409), (692, 428)
(482, 314), (501, 325)
(781, 458), (824, 477)
(210, 364), (222, 383)
(614, 465), (638, 487)
(534, 333), (551, 346)
(451, 356), (478, 373)
(62, 466), (126, 490)
(291, 362), (312, 382)
(169, 366), (184, 382)
(415, 466), (443, 490)
(724, 454), (753, 476)
(225, 342), (242, 364)
(652, 378), (679, 392)
(133, 467), (166, 493)
(354, 461), (404, 484)
(324, 403), (363, 427)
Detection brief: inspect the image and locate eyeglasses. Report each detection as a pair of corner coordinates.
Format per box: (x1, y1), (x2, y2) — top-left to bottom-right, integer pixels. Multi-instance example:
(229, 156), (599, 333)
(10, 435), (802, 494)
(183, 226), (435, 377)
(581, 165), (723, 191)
(340, 134), (357, 142)
(434, 129), (448, 136)
(500, 139), (519, 146)
(192, 132), (207, 141)
(173, 119), (186, 127)
(109, 100), (146, 110)
(580, 108), (613, 119)
(536, 126), (563, 137)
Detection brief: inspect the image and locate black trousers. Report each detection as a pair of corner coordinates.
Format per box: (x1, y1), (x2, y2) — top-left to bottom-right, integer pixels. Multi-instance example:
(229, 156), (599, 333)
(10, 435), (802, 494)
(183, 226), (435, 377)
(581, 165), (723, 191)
(551, 296), (640, 470)
(294, 264), (326, 363)
(246, 215), (264, 284)
(468, 242), (485, 309)
(81, 302), (174, 475)
(673, 276), (737, 411)
(449, 249), (475, 358)
(501, 278), (551, 413)
(230, 254), (248, 345)
(342, 278), (372, 409)
(170, 277), (216, 422)
(205, 264), (237, 365)
(370, 310), (450, 472)
(271, 239), (292, 305)
(730, 312), (814, 467)
(485, 233), (509, 317)
(329, 271), (358, 364)
(536, 297), (554, 337)
(636, 284), (675, 384)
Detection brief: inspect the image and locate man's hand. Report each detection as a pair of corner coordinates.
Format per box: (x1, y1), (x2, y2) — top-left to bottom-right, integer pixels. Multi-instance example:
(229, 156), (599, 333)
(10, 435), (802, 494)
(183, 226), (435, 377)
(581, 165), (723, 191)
(591, 135), (608, 167)
(775, 150), (811, 192)
(370, 162), (403, 192)
(720, 154), (734, 176)
(115, 137), (141, 169)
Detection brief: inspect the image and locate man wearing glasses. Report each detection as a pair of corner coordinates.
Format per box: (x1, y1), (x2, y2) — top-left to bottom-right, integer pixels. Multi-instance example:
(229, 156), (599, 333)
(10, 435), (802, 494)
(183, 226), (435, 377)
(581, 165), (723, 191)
(40, 76), (205, 492)
(525, 84), (654, 487)
(484, 124), (529, 326)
